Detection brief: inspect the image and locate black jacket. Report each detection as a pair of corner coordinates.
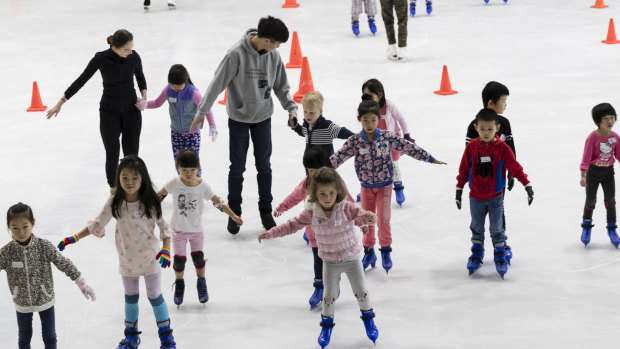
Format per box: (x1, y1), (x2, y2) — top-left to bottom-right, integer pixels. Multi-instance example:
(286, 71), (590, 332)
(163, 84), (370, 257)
(293, 115), (354, 155)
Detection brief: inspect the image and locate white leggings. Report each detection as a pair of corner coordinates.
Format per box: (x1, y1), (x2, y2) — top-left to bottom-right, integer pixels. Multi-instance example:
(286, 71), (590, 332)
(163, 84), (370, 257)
(322, 254), (371, 317)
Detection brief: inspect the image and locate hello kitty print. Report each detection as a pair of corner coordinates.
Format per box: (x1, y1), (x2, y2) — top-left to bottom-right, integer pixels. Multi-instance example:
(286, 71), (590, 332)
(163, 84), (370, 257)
(580, 131), (620, 170)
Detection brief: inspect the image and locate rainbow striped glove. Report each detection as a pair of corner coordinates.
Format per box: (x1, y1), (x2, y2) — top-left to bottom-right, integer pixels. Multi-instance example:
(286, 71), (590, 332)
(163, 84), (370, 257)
(57, 234), (79, 251)
(156, 247), (171, 268)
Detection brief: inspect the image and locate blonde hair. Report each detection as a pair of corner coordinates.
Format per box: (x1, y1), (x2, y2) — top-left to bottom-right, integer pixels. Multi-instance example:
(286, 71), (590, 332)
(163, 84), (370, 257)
(307, 167), (347, 204)
(302, 91), (324, 109)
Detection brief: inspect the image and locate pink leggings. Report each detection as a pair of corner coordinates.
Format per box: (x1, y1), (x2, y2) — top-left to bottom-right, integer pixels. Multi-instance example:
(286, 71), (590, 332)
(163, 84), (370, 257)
(360, 184), (393, 247)
(172, 230), (204, 257)
(122, 272), (161, 298)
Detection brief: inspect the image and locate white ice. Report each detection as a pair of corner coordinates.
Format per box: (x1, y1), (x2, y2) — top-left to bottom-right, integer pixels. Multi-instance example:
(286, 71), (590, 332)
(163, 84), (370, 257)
(1, 0), (620, 348)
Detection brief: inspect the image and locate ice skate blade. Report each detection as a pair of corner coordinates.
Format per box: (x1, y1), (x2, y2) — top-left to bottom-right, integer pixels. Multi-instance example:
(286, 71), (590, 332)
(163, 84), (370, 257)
(168, 4), (176, 9)
(310, 302), (322, 311)
(364, 266), (377, 273)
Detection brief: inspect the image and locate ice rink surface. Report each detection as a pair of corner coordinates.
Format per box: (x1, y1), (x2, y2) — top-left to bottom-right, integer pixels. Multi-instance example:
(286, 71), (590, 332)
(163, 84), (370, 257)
(2, 0), (620, 348)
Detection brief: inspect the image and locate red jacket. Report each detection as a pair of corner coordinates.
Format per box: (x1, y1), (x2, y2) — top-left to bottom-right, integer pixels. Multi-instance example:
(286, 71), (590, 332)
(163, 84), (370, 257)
(456, 136), (530, 201)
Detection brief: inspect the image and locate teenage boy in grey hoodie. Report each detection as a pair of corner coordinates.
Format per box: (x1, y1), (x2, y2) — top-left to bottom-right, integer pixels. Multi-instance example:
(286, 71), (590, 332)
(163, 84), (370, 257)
(190, 16), (298, 235)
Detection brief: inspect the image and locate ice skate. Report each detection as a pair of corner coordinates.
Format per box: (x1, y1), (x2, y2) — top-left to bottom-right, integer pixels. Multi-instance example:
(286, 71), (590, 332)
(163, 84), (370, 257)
(356, 193), (361, 202)
(168, 0), (176, 9)
(260, 210), (276, 230)
(504, 244), (512, 265)
(397, 46), (408, 61)
(467, 242), (484, 275)
(379, 246), (392, 274)
(157, 321), (176, 349)
(318, 316), (334, 349)
(309, 279), (323, 310)
(393, 181), (405, 206)
(410, 0), (416, 16)
(607, 223), (620, 248)
(368, 18), (377, 35)
(493, 245), (508, 279)
(581, 220), (593, 246)
(386, 44), (398, 60)
(172, 279), (184, 307)
(143, 0), (150, 11)
(352, 19), (360, 37)
(360, 309), (379, 344)
(117, 322), (141, 349)
(362, 247), (377, 271)
(303, 229), (310, 245)
(426, 0), (432, 14)
(197, 276), (209, 303)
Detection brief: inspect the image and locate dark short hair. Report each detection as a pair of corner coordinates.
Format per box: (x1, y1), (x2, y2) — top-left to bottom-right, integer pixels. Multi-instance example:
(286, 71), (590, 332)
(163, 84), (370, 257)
(303, 147), (332, 170)
(176, 149), (200, 169)
(361, 78), (386, 108)
(357, 100), (382, 121)
(107, 29), (133, 48)
(168, 64), (194, 85)
(592, 103), (617, 126)
(7, 203), (35, 227)
(307, 168), (347, 205)
(482, 81), (509, 108)
(257, 16), (289, 43)
(475, 108), (499, 124)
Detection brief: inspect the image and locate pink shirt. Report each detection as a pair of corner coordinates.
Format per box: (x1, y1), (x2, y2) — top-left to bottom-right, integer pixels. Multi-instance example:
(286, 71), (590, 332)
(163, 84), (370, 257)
(147, 86), (216, 127)
(580, 131), (620, 170)
(377, 100), (409, 135)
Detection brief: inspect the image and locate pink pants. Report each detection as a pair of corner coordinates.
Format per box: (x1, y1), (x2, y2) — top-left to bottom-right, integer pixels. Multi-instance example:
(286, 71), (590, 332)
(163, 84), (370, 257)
(360, 184), (393, 247)
(172, 230), (204, 257)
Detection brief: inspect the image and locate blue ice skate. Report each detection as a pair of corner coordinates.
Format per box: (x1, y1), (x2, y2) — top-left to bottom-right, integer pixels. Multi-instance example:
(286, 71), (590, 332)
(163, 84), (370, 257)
(362, 247), (377, 271)
(581, 220), (594, 246)
(368, 17), (377, 35)
(410, 0), (416, 16)
(607, 223), (620, 248)
(172, 279), (184, 306)
(318, 316), (334, 348)
(504, 244), (512, 265)
(117, 322), (141, 349)
(197, 276), (209, 303)
(361, 309), (379, 344)
(393, 181), (405, 206)
(494, 245), (508, 279)
(484, 0), (489, 3)
(379, 246), (392, 274)
(356, 193), (361, 202)
(303, 230), (310, 245)
(158, 321), (176, 349)
(467, 243), (484, 275)
(352, 19), (360, 36)
(426, 0), (432, 14)
(309, 279), (323, 310)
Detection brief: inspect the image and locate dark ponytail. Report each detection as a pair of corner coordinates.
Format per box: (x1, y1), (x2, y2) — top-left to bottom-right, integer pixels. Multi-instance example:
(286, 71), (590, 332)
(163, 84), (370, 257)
(107, 29), (134, 48)
(168, 64), (194, 86)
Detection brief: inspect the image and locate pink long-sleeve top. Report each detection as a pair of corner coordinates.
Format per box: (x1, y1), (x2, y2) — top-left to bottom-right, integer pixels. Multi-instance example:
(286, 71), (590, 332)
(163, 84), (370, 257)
(377, 100), (409, 135)
(147, 86), (215, 130)
(580, 131), (620, 170)
(268, 200), (376, 262)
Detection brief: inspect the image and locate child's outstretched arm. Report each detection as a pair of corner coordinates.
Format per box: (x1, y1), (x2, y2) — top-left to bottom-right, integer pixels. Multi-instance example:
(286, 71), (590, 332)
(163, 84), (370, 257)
(503, 145), (533, 205)
(58, 227), (91, 251)
(44, 239), (96, 301)
(274, 178), (308, 217)
(389, 133), (447, 165)
(156, 237), (172, 268)
(145, 87), (168, 109)
(211, 195), (243, 227)
(258, 209), (313, 243)
(157, 188), (168, 202)
(193, 89), (218, 140)
(330, 137), (357, 169)
(342, 201), (377, 226)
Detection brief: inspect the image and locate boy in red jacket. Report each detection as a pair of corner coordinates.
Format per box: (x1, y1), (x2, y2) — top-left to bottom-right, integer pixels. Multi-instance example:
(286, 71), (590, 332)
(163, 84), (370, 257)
(455, 108), (534, 279)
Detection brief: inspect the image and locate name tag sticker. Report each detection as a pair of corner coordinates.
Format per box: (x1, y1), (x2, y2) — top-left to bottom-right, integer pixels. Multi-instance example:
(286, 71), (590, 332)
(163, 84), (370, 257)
(12, 261), (23, 268)
(168, 97), (177, 103)
(481, 156), (491, 163)
(359, 148), (370, 154)
(610, 138), (617, 144)
(134, 210), (144, 218)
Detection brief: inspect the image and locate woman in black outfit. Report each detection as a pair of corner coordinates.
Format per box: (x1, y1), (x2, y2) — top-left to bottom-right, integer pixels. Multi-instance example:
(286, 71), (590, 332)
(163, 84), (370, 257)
(46, 29), (147, 191)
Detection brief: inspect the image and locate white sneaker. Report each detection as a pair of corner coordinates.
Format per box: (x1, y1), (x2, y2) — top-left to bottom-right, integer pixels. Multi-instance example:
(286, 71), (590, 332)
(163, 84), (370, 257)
(397, 46), (408, 60)
(168, 0), (176, 9)
(386, 44), (398, 60)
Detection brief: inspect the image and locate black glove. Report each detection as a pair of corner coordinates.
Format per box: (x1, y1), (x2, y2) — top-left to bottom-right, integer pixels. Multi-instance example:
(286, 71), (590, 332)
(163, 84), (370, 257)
(288, 116), (298, 127)
(525, 185), (534, 206)
(507, 173), (514, 191)
(456, 189), (463, 210)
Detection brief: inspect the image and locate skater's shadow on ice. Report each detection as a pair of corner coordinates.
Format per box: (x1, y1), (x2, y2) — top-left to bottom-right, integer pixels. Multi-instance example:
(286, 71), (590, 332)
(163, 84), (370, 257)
(428, 265), (511, 287)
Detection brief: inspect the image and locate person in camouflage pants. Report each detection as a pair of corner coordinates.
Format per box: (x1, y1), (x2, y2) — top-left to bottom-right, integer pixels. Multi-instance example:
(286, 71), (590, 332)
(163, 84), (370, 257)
(379, 0), (408, 60)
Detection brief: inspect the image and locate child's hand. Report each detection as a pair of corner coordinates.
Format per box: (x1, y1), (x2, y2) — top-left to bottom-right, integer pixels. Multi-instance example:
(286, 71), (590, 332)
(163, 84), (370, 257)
(580, 176), (586, 187)
(135, 99), (147, 111)
(455, 188), (463, 210)
(189, 116), (204, 132)
(432, 159), (447, 165)
(525, 184), (534, 206)
(209, 125), (218, 141)
(507, 173), (515, 191)
(361, 225), (369, 234)
(57, 234), (79, 251)
(258, 232), (271, 243)
(273, 210), (282, 217)
(76, 277), (96, 301)
(156, 247), (171, 268)
(403, 134), (415, 143)
(288, 113), (298, 128)
(232, 215), (243, 227)
(363, 212), (376, 224)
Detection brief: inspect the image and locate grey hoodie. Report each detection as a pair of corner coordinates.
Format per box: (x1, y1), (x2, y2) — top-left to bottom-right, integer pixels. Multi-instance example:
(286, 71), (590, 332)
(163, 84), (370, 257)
(0, 235), (81, 313)
(195, 30), (297, 124)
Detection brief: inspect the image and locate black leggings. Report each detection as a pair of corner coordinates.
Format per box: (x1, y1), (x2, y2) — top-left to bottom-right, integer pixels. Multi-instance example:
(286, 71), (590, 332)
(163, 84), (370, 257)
(583, 165), (616, 223)
(99, 108), (142, 187)
(312, 247), (323, 280)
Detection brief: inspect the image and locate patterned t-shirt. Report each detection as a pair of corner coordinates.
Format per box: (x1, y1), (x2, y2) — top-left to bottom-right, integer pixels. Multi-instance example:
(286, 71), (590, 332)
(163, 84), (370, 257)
(164, 177), (215, 233)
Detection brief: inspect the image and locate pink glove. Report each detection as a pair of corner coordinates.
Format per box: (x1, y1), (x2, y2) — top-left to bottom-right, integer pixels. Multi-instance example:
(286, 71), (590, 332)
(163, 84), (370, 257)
(135, 99), (147, 111)
(76, 277), (96, 301)
(209, 126), (218, 142)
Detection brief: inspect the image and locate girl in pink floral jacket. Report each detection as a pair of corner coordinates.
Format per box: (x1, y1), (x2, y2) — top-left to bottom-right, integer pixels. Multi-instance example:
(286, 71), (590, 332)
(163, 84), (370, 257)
(330, 100), (446, 273)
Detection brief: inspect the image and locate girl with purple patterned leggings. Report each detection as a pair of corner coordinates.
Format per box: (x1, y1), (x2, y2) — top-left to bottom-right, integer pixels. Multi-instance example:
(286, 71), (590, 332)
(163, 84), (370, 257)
(146, 64), (217, 177)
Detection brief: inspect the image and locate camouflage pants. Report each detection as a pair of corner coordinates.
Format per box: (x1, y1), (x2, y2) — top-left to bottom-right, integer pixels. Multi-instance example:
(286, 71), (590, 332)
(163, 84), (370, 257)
(379, 0), (408, 47)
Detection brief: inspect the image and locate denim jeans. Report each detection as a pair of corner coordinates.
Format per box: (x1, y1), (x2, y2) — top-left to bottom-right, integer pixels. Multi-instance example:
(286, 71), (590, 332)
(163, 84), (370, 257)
(16, 306), (56, 349)
(469, 195), (505, 245)
(228, 118), (273, 213)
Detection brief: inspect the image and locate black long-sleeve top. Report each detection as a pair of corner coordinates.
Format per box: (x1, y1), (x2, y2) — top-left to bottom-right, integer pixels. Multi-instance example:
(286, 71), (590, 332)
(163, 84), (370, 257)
(292, 115), (355, 155)
(64, 48), (146, 112)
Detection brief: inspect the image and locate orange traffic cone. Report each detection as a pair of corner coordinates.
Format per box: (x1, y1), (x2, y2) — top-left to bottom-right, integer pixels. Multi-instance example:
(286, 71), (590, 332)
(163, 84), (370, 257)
(26, 81), (47, 111)
(218, 90), (227, 105)
(434, 65), (457, 95)
(592, 0), (608, 8)
(602, 18), (620, 44)
(282, 0), (299, 8)
(293, 57), (317, 103)
(286, 32), (303, 68)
